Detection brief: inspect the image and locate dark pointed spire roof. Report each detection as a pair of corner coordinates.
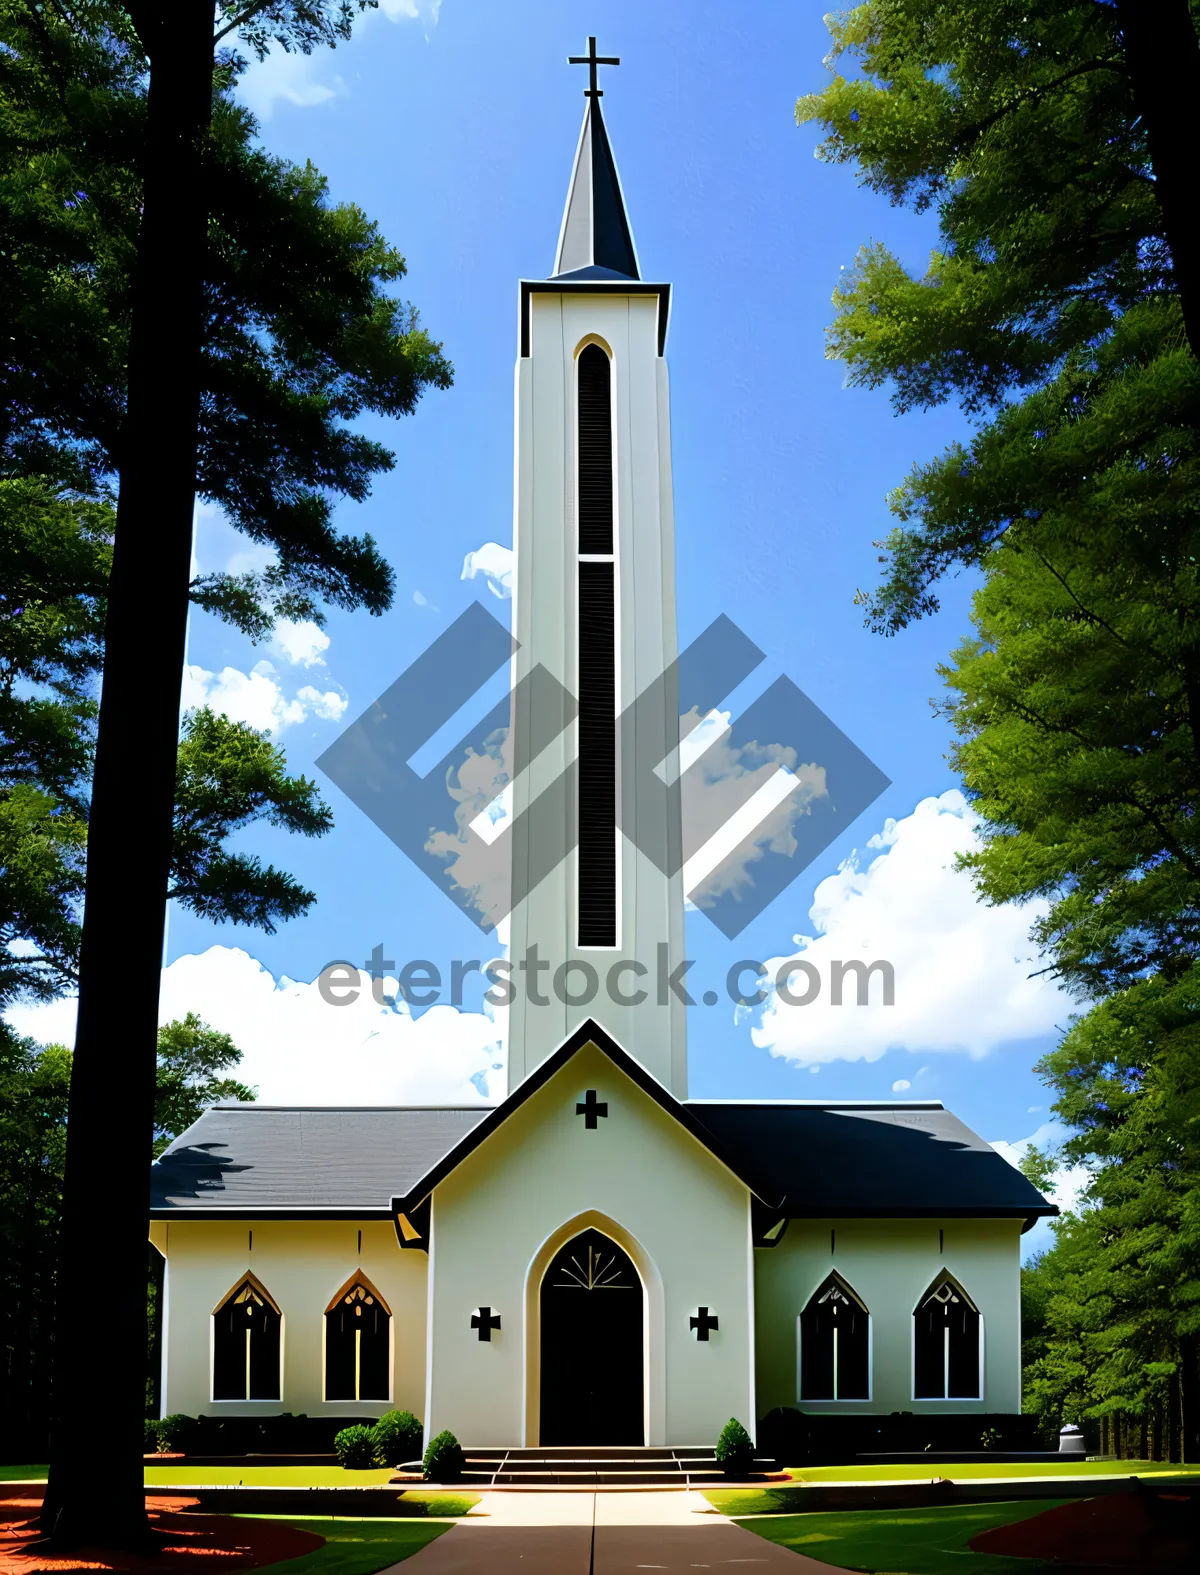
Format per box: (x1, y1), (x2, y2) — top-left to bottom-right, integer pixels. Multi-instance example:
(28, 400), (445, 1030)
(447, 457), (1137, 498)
(553, 96), (640, 282)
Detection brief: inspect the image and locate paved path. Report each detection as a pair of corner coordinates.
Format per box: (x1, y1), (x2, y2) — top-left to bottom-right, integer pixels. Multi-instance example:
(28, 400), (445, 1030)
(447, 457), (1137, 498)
(394, 1489), (837, 1573)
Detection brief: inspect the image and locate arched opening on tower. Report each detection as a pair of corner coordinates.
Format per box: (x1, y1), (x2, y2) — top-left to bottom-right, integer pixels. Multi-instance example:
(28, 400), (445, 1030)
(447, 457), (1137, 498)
(576, 342), (616, 948)
(539, 1226), (644, 1444)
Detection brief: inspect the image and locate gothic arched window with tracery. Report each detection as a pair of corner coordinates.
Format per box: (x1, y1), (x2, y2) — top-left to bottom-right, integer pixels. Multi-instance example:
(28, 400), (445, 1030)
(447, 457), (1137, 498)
(799, 1273), (869, 1400)
(325, 1277), (391, 1401)
(914, 1273), (981, 1399)
(212, 1275), (281, 1401)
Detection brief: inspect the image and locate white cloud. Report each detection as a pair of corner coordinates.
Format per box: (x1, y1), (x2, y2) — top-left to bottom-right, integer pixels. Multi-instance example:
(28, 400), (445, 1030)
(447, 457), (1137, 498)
(238, 50), (345, 121)
(226, 543), (277, 578)
(892, 1078), (911, 1092)
(296, 684), (348, 723)
(182, 660), (346, 734)
(461, 542), (514, 600)
(269, 620), (330, 669)
(8, 945), (505, 1106)
(750, 791), (1071, 1065)
(989, 1122), (1091, 1217)
(678, 706), (826, 910)
(379, 1), (443, 26)
(237, 4), (442, 120)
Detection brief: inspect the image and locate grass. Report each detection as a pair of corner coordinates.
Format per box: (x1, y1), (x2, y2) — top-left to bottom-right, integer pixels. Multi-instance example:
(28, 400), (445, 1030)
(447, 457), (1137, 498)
(0, 1464), (46, 1482)
(705, 1460), (1200, 1517)
(144, 1465), (398, 1489)
(237, 1515), (453, 1573)
(734, 1500), (1067, 1574)
(776, 1457), (1198, 1483)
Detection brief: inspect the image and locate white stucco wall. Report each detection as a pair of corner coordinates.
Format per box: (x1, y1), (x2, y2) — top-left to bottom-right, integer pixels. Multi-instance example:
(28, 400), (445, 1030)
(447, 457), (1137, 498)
(151, 1218), (427, 1421)
(425, 1041), (754, 1446)
(753, 1217), (1024, 1419)
(506, 289), (687, 1096)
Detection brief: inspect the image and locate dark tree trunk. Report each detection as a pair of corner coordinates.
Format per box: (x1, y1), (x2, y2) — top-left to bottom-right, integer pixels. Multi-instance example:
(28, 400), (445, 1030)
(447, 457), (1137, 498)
(1115, 0), (1200, 358)
(40, 2), (214, 1546)
(1181, 1332), (1200, 1464)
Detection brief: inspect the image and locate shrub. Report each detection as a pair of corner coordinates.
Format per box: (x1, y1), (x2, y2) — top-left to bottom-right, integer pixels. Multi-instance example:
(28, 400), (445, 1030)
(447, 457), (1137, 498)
(335, 1424), (381, 1469)
(151, 1414), (196, 1454)
(756, 1406), (808, 1466)
(422, 1429), (465, 1482)
(715, 1417), (755, 1477)
(372, 1409), (423, 1465)
(144, 1419), (163, 1454)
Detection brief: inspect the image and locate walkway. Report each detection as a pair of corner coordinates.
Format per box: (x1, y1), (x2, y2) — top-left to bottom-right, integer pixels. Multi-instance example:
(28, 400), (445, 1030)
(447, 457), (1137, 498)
(396, 1488), (838, 1572)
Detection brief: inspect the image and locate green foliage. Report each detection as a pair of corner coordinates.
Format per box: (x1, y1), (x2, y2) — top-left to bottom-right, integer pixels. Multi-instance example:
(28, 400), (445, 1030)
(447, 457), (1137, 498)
(170, 707), (333, 935)
(0, 1027), (70, 1456)
(799, 0), (1200, 1460)
(371, 1409), (423, 1466)
(0, 1021), (252, 1451)
(153, 1013), (256, 1157)
(715, 1417), (755, 1476)
(0, 2), (451, 634)
(796, 1), (1181, 632)
(422, 1430), (464, 1483)
(334, 1424), (382, 1470)
(154, 1413), (198, 1455)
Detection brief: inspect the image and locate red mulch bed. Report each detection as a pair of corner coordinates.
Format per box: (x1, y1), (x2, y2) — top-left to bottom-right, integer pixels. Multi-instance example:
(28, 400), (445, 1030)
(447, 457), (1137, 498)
(1, 1491), (323, 1573)
(971, 1490), (1198, 1569)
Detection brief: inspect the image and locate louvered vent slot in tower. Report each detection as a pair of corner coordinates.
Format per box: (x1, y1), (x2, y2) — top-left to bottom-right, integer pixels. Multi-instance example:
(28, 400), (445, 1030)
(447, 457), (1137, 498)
(577, 344), (616, 947)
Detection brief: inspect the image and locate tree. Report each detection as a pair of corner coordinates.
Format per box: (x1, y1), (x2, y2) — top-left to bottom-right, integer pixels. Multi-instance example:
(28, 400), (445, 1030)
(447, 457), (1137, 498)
(796, 0), (1200, 632)
(152, 1011), (256, 1157)
(0, 1017), (256, 1460)
(797, 2), (1200, 1458)
(1, 2), (451, 1542)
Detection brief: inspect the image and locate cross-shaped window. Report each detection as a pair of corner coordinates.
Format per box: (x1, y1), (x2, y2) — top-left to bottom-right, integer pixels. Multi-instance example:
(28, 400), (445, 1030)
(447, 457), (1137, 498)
(690, 1306), (719, 1341)
(576, 1089), (609, 1128)
(471, 1306), (501, 1342)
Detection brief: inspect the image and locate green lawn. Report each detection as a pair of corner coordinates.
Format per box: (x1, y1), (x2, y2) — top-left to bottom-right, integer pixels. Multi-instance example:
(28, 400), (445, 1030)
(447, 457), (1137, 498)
(239, 1516), (453, 1573)
(0, 1464), (46, 1482)
(734, 1500), (1067, 1575)
(145, 1465), (401, 1489)
(776, 1457), (1197, 1483)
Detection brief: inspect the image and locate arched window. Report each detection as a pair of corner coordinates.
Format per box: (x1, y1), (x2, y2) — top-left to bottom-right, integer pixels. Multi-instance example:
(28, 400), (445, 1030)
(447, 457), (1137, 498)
(213, 1275), (281, 1401)
(800, 1273), (869, 1401)
(325, 1275), (391, 1401)
(914, 1273), (981, 1399)
(576, 342), (616, 948)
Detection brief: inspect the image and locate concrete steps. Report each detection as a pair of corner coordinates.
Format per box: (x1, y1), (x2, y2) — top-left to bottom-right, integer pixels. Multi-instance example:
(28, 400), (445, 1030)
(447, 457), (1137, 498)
(449, 1445), (775, 1489)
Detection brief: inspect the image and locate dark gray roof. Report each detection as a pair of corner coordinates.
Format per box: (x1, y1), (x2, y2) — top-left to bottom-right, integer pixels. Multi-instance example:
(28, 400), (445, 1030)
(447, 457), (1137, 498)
(553, 97), (639, 281)
(150, 1092), (1052, 1226)
(151, 1106), (487, 1216)
(690, 1101), (1053, 1222)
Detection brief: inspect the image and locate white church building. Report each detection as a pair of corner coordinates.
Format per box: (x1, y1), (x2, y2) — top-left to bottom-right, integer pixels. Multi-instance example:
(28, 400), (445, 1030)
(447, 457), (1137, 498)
(150, 48), (1054, 1451)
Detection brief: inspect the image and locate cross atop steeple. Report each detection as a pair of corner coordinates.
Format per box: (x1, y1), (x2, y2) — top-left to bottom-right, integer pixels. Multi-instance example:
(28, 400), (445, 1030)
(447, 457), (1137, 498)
(553, 38), (638, 280)
(568, 36), (620, 98)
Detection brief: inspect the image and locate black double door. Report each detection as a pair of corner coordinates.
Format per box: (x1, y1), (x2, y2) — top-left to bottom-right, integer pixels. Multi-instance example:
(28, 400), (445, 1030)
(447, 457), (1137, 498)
(539, 1228), (644, 1445)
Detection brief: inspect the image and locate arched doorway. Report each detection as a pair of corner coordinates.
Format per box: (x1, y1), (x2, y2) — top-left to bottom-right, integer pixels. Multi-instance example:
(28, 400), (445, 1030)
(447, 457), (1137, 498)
(540, 1227), (644, 1445)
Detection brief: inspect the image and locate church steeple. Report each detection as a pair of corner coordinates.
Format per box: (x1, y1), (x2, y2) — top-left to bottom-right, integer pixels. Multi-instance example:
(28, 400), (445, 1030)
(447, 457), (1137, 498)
(509, 37), (683, 1097)
(553, 38), (639, 281)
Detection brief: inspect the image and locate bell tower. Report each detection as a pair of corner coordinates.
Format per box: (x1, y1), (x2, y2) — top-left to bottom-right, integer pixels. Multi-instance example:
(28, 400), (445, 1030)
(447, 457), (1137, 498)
(505, 41), (686, 1095)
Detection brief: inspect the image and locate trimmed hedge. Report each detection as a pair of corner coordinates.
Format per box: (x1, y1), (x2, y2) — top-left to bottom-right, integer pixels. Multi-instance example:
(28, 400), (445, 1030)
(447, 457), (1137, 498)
(372, 1410), (423, 1465)
(715, 1417), (755, 1477)
(422, 1430), (465, 1482)
(334, 1424), (380, 1470)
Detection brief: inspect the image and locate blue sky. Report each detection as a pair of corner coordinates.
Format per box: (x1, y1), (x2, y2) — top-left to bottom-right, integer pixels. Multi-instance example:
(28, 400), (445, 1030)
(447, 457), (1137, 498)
(13, 2), (1081, 1236)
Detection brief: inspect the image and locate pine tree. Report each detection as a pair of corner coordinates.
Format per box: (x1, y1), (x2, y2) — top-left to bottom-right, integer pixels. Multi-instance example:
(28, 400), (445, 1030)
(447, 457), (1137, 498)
(2, 2), (451, 1542)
